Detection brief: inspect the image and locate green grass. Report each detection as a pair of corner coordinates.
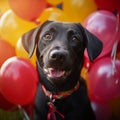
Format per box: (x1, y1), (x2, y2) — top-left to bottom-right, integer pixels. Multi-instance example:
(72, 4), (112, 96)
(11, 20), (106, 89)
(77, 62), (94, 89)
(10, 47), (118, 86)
(0, 108), (29, 120)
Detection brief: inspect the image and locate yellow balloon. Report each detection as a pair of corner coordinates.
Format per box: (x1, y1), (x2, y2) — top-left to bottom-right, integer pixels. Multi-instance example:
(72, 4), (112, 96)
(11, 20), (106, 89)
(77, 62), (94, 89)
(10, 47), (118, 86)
(80, 67), (88, 81)
(46, 0), (62, 5)
(63, 0), (97, 23)
(38, 7), (71, 23)
(16, 38), (36, 67)
(0, 10), (36, 47)
(0, 0), (10, 14)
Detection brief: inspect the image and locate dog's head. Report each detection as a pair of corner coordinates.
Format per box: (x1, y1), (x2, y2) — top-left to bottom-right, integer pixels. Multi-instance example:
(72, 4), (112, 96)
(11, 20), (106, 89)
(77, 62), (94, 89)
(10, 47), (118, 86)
(21, 21), (102, 86)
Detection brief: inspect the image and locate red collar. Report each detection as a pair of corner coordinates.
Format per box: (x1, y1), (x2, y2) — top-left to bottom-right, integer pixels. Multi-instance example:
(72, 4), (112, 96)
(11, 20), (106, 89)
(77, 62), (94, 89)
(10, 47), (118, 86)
(42, 81), (80, 101)
(42, 81), (80, 120)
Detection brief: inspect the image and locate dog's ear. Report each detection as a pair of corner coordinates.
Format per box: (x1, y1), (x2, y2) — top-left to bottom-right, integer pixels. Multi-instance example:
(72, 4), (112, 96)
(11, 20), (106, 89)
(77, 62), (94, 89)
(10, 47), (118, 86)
(21, 20), (52, 57)
(77, 23), (103, 61)
(84, 28), (103, 61)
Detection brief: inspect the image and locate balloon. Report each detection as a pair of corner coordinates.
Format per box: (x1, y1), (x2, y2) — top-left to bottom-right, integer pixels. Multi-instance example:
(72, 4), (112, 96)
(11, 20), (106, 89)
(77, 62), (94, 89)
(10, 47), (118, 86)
(80, 67), (88, 81)
(88, 57), (120, 102)
(63, 0), (97, 22)
(8, 0), (47, 21)
(0, 92), (16, 111)
(46, 0), (62, 5)
(83, 10), (119, 59)
(0, 37), (16, 67)
(0, 13), (2, 18)
(84, 50), (110, 72)
(38, 7), (70, 23)
(0, 0), (10, 14)
(95, 0), (120, 22)
(0, 10), (36, 47)
(0, 57), (38, 105)
(95, 0), (120, 11)
(91, 101), (112, 120)
(16, 38), (36, 67)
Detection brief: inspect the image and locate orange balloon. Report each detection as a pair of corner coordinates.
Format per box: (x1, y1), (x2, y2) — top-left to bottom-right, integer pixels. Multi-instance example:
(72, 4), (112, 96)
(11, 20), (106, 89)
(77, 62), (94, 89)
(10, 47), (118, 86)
(0, 37), (16, 67)
(0, 10), (36, 47)
(8, 0), (47, 21)
(16, 38), (36, 67)
(63, 0), (97, 22)
(46, 0), (62, 5)
(38, 7), (71, 23)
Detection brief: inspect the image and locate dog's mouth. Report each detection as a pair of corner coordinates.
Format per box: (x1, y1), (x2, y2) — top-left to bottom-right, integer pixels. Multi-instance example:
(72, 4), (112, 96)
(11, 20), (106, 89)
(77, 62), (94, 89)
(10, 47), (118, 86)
(44, 68), (71, 80)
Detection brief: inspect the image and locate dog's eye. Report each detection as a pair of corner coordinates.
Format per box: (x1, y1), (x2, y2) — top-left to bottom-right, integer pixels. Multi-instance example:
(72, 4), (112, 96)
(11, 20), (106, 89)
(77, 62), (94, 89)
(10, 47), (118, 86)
(72, 36), (79, 42)
(43, 33), (53, 41)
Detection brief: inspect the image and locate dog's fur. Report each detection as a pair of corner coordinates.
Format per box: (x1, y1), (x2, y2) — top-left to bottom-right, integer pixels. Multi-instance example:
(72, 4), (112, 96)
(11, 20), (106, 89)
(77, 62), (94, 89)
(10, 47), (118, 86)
(21, 21), (103, 120)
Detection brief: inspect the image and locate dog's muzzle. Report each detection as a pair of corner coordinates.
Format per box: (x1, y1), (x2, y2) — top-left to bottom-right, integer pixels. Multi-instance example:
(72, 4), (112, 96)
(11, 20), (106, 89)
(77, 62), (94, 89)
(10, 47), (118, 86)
(43, 49), (72, 80)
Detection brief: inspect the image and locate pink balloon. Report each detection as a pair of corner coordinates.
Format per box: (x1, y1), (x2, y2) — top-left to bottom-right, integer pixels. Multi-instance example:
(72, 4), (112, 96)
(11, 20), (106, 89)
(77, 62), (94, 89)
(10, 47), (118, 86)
(91, 101), (112, 120)
(83, 10), (119, 59)
(88, 57), (120, 102)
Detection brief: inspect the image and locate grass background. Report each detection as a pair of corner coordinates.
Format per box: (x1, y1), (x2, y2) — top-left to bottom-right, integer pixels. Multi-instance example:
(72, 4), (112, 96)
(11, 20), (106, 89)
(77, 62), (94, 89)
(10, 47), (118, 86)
(0, 108), (30, 120)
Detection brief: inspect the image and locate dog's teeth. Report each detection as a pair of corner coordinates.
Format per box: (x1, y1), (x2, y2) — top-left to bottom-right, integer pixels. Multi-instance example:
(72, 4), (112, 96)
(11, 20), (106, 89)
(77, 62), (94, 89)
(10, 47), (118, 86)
(47, 68), (65, 78)
(44, 68), (71, 79)
(53, 71), (65, 78)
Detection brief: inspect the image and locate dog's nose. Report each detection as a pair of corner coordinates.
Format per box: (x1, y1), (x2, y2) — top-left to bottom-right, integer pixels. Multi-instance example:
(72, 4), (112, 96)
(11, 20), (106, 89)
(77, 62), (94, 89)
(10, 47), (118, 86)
(49, 49), (66, 62)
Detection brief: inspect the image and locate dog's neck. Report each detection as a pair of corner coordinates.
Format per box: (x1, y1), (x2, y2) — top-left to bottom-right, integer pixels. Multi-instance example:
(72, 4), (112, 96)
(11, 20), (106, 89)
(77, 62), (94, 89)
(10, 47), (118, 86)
(36, 60), (81, 93)
(42, 81), (80, 100)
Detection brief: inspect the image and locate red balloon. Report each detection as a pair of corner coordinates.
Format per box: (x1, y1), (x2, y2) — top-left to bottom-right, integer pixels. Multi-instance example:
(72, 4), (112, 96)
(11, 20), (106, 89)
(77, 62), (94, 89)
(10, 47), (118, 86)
(83, 10), (119, 59)
(95, 0), (120, 11)
(0, 92), (16, 111)
(95, 0), (120, 22)
(91, 101), (112, 120)
(0, 57), (38, 105)
(88, 57), (120, 102)
(8, 0), (47, 21)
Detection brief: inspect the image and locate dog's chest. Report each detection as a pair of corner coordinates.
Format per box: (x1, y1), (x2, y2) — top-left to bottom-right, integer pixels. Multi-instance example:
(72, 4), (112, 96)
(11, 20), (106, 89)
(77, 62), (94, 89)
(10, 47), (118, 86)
(35, 83), (82, 118)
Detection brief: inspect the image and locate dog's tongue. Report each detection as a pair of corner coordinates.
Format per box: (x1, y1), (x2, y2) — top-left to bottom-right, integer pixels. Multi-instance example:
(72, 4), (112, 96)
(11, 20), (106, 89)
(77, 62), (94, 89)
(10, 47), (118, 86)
(48, 68), (64, 78)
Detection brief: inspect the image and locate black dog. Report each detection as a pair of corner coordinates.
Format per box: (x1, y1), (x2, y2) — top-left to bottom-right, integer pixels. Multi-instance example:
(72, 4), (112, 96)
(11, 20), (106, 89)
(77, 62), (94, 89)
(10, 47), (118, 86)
(22, 21), (102, 120)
